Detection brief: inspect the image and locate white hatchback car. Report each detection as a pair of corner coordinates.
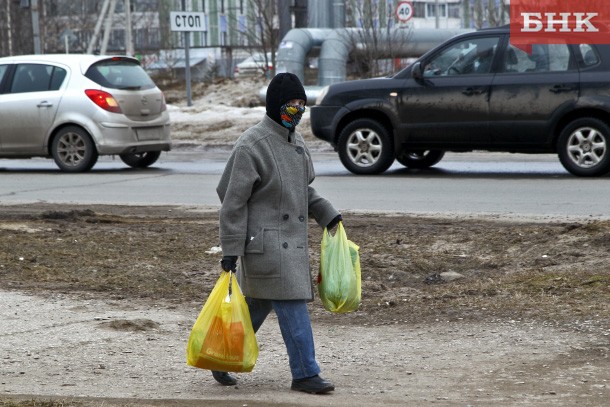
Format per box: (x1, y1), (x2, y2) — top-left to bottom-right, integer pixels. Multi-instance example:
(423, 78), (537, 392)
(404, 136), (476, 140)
(0, 54), (171, 172)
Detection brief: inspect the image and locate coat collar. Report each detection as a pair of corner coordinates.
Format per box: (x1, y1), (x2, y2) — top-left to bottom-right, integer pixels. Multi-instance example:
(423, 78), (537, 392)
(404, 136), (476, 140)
(262, 115), (296, 143)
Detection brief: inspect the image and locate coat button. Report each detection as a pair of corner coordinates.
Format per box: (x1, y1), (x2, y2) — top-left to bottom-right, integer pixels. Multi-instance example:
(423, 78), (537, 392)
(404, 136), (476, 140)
(298, 216), (305, 222)
(295, 146), (304, 154)
(283, 214), (289, 220)
(282, 242), (288, 248)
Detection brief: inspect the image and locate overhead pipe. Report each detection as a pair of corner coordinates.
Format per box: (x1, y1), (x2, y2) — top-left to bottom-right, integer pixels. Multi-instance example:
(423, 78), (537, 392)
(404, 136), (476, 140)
(275, 28), (334, 83)
(318, 27), (472, 86)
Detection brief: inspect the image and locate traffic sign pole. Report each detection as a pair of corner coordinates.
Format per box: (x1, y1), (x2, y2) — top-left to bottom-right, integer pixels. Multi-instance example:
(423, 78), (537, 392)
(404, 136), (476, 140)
(169, 9), (206, 106)
(180, 1), (192, 107)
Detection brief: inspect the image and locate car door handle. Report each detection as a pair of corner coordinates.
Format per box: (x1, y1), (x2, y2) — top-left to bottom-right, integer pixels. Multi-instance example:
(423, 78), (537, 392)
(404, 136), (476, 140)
(549, 84), (576, 93)
(462, 87), (487, 96)
(37, 101), (54, 108)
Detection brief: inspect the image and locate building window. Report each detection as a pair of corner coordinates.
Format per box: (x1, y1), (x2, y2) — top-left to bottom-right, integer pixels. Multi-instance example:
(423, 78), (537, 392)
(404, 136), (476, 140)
(426, 2), (447, 18)
(134, 0), (159, 12)
(413, 2), (426, 19)
(238, 14), (246, 32)
(448, 3), (460, 19)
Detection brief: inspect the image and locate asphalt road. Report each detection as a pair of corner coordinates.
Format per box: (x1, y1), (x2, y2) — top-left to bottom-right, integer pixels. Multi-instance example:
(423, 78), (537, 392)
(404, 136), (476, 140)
(1, 151), (609, 219)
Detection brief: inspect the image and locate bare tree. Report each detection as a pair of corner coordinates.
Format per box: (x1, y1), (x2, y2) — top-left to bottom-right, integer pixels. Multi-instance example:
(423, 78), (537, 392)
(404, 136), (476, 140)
(344, 0), (413, 79)
(487, 0), (499, 27)
(39, 2), (98, 54)
(0, 0), (14, 56)
(0, 0), (35, 55)
(223, 0), (279, 78)
(467, 0), (508, 29)
(250, 0), (279, 76)
(486, 0), (508, 27)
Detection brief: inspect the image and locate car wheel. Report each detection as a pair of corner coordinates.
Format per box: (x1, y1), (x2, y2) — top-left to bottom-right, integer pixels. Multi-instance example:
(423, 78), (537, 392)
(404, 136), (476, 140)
(119, 151), (161, 168)
(557, 118), (610, 177)
(337, 119), (395, 174)
(51, 126), (98, 172)
(396, 149), (445, 169)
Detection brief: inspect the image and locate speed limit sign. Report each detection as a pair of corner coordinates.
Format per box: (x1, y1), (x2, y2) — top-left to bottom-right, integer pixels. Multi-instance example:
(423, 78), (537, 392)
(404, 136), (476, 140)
(396, 1), (414, 22)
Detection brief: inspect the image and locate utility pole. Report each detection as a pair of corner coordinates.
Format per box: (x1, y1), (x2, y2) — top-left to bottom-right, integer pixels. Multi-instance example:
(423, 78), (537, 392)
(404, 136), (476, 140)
(293, 0), (307, 28)
(101, 0), (118, 55)
(125, 0), (134, 56)
(435, 0), (440, 29)
(462, 0), (470, 29)
(278, 0), (291, 40)
(181, 0), (192, 107)
(4, 0), (13, 55)
(87, 0), (111, 54)
(30, 0), (41, 53)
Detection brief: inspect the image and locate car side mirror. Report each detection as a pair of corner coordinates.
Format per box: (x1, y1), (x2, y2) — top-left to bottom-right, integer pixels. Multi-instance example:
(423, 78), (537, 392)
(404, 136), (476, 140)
(411, 61), (423, 81)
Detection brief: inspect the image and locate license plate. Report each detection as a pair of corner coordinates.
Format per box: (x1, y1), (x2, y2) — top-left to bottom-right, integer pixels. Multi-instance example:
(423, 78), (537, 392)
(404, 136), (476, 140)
(136, 127), (164, 141)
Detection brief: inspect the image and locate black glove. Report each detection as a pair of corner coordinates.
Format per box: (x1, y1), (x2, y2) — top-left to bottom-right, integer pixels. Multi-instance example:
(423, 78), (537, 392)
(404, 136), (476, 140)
(326, 214), (342, 230)
(220, 255), (238, 272)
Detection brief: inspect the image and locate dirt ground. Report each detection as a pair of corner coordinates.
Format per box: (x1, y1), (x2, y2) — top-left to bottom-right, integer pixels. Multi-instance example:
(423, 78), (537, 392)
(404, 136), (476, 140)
(0, 204), (608, 407)
(1, 78), (609, 406)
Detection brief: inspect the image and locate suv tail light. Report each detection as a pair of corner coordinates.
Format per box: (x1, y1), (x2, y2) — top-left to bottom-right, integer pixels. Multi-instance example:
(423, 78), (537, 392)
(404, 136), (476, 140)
(85, 89), (122, 113)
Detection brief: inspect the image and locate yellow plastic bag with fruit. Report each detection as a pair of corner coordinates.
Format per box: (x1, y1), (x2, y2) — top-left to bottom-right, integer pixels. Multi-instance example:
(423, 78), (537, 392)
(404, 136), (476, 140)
(186, 271), (258, 372)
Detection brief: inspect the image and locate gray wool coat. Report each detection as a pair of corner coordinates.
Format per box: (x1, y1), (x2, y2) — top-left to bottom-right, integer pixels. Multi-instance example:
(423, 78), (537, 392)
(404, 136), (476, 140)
(216, 115), (340, 300)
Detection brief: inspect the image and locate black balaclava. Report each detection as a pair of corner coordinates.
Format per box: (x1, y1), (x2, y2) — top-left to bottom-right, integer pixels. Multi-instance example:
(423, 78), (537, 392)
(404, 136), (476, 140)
(265, 73), (307, 127)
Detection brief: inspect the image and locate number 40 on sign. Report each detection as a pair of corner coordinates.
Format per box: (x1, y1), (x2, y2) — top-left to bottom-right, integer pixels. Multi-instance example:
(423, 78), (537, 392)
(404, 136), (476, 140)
(396, 1), (414, 23)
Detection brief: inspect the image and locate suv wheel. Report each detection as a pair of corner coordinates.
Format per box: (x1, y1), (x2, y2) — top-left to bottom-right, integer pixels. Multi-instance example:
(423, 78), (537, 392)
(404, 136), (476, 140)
(120, 151), (161, 168)
(557, 118), (610, 177)
(396, 149), (445, 169)
(51, 126), (98, 172)
(337, 119), (395, 174)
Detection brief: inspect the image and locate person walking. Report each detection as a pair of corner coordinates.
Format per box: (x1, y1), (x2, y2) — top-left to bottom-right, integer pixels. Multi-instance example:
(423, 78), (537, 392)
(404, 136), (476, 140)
(214, 72), (342, 394)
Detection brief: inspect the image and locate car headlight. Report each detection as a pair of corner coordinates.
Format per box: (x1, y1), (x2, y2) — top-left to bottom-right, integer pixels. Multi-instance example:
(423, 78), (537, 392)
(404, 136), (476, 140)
(315, 86), (330, 105)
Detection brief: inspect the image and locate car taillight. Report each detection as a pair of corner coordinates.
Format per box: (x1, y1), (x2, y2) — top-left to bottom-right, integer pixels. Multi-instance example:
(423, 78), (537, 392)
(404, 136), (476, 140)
(85, 89), (122, 113)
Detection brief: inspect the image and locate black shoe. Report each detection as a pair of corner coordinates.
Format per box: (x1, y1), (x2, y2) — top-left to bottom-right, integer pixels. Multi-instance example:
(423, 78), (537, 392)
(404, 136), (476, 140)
(212, 370), (237, 386)
(291, 375), (335, 394)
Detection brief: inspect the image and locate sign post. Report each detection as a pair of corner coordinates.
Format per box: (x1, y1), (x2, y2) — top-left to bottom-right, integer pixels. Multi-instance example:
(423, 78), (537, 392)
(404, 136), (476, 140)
(170, 9), (206, 107)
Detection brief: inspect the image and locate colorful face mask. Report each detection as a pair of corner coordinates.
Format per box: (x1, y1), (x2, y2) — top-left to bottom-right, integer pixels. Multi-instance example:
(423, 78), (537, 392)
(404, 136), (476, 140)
(280, 104), (306, 129)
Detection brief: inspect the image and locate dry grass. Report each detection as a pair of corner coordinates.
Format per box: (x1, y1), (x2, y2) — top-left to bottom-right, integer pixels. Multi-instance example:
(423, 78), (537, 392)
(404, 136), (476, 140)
(0, 204), (608, 329)
(0, 400), (84, 407)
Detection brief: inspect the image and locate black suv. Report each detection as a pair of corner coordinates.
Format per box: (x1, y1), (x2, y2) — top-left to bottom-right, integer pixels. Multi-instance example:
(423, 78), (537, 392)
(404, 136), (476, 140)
(310, 25), (610, 177)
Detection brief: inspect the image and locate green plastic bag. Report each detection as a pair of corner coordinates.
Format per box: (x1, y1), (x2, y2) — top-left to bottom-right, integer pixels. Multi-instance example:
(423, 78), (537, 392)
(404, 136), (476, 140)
(318, 222), (361, 313)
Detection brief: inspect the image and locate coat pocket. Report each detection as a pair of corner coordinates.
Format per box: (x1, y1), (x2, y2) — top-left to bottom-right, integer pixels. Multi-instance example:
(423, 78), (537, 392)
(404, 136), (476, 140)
(243, 228), (280, 278)
(244, 228), (267, 254)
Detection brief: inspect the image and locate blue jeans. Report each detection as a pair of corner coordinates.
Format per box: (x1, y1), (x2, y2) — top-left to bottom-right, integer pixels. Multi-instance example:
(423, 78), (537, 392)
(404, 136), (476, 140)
(246, 297), (320, 380)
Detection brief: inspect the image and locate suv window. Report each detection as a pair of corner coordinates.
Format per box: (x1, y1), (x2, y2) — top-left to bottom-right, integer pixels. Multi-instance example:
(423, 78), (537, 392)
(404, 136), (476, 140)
(86, 59), (155, 90)
(502, 44), (572, 73)
(423, 36), (500, 77)
(579, 44), (599, 67)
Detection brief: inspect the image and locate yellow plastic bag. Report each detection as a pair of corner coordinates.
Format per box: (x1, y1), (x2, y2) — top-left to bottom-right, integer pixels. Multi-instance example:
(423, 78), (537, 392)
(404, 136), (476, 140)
(318, 222), (361, 313)
(186, 271), (258, 372)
